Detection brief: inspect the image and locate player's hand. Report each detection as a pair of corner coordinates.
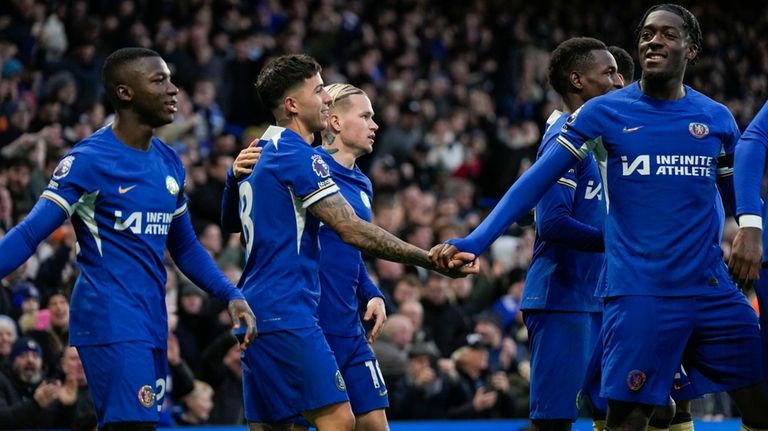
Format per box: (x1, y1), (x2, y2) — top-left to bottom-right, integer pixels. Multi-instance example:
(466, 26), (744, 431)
(232, 144), (262, 179)
(363, 297), (387, 344)
(228, 299), (258, 350)
(728, 226), (762, 288)
(429, 243), (477, 271)
(429, 250), (479, 278)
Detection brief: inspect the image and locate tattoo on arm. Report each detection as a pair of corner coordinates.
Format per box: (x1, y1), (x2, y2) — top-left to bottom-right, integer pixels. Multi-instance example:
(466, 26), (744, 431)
(309, 193), (434, 269)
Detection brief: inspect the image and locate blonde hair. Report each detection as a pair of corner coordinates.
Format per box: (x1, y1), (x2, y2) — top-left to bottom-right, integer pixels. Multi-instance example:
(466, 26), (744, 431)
(325, 83), (364, 111)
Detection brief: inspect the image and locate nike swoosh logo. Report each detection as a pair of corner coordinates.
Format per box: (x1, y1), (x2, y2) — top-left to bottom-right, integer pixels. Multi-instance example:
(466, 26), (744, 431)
(622, 126), (644, 133)
(118, 185), (138, 194)
(378, 389), (388, 397)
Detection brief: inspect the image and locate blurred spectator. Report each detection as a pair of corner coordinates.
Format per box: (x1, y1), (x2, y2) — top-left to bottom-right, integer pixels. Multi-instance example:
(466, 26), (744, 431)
(0, 315), (17, 374)
(28, 291), (70, 374)
(389, 340), (454, 419)
(421, 273), (471, 358)
(372, 314), (414, 388)
(201, 333), (244, 424)
(174, 380), (214, 425)
(0, 337), (74, 428)
(446, 344), (521, 419)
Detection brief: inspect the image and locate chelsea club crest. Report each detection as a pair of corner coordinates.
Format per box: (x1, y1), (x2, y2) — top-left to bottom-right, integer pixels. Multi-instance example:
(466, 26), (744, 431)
(165, 176), (179, 196)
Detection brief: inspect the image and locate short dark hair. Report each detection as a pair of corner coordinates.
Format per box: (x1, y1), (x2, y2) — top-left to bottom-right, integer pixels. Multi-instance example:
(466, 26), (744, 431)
(102, 47), (161, 108)
(635, 4), (702, 62)
(548, 37), (608, 97)
(608, 46), (635, 83)
(254, 54), (322, 112)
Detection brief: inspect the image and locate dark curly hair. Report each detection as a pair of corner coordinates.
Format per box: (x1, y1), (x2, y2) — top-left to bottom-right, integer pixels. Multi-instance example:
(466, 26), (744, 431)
(254, 54), (322, 112)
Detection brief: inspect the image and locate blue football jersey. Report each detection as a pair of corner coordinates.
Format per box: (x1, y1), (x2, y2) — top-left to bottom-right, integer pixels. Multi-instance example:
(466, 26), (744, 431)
(317, 150), (378, 336)
(236, 127), (340, 333)
(523, 112), (604, 312)
(41, 126), (186, 348)
(557, 83), (740, 296)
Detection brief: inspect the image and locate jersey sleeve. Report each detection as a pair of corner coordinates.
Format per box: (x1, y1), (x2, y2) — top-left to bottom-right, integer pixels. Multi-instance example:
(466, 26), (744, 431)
(283, 146), (340, 208)
(735, 101), (768, 221)
(173, 158), (189, 219)
(40, 151), (96, 217)
(535, 161), (604, 252)
(556, 99), (606, 161)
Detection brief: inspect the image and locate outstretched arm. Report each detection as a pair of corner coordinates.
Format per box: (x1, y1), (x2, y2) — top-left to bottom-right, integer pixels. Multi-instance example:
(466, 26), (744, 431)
(308, 193), (478, 278)
(0, 198), (66, 277)
(431, 142), (580, 268)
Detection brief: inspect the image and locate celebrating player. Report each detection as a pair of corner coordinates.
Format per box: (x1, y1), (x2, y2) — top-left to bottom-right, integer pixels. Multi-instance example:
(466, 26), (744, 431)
(233, 54), (477, 431)
(0, 47), (257, 430)
(523, 37), (621, 431)
(431, 4), (768, 431)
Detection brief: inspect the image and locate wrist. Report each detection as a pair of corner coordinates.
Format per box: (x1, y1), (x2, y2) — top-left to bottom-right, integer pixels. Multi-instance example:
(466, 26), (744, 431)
(738, 214), (762, 230)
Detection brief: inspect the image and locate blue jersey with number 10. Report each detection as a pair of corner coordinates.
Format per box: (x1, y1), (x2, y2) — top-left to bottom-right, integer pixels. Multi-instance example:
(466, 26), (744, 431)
(316, 150), (382, 336)
(558, 83), (739, 296)
(236, 127), (340, 333)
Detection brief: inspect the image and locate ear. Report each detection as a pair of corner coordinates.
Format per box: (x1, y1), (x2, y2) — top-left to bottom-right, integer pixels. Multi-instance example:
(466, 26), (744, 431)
(116, 84), (132, 103)
(569, 71), (584, 91)
(329, 113), (342, 134)
(283, 95), (299, 117)
(685, 43), (698, 62)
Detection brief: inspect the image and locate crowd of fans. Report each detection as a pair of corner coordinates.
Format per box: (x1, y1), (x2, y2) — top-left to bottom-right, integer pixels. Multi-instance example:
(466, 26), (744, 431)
(0, 0), (765, 428)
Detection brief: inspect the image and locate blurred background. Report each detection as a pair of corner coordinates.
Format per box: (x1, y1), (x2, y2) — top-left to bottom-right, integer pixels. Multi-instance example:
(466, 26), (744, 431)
(0, 0), (764, 429)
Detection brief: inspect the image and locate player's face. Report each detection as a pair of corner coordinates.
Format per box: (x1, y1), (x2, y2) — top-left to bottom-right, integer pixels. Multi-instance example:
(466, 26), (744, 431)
(335, 94), (378, 157)
(291, 73), (331, 133)
(130, 57), (179, 128)
(579, 49), (623, 100)
(638, 10), (695, 81)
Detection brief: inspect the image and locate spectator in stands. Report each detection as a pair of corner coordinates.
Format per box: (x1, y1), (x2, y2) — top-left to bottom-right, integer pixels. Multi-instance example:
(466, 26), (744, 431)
(0, 315), (17, 374)
(0, 337), (75, 428)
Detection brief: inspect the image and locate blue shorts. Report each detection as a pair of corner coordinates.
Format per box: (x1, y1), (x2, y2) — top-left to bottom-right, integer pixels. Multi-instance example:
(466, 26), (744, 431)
(77, 341), (168, 426)
(601, 290), (763, 405)
(295, 333), (389, 427)
(524, 310), (601, 420)
(242, 326), (349, 423)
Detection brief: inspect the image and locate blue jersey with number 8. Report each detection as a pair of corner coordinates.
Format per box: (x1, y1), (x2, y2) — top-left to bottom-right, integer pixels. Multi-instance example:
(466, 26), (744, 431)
(236, 127), (339, 333)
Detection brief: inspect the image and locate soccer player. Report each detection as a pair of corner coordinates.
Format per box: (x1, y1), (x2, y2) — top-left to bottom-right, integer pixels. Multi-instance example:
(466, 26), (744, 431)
(523, 37), (621, 431)
(222, 83), (391, 431)
(0, 48), (257, 431)
(233, 54), (477, 431)
(731, 99), (768, 389)
(431, 4), (768, 431)
(607, 46), (635, 85)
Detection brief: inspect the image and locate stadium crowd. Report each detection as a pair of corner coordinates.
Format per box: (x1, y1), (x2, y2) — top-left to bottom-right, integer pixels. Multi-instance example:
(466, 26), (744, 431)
(0, 0), (764, 428)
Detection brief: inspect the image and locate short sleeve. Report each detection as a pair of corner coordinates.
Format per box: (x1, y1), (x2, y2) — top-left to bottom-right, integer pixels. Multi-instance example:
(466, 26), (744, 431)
(40, 151), (96, 218)
(282, 146), (340, 208)
(557, 98), (605, 160)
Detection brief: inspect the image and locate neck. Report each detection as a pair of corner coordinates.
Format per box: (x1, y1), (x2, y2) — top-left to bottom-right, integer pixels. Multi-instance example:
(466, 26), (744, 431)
(328, 141), (357, 169)
(276, 115), (314, 145)
(562, 94), (586, 113)
(112, 113), (155, 150)
(640, 76), (685, 100)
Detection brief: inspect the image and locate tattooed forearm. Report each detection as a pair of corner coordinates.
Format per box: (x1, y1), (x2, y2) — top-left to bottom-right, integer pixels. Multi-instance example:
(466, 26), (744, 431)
(309, 194), (435, 269)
